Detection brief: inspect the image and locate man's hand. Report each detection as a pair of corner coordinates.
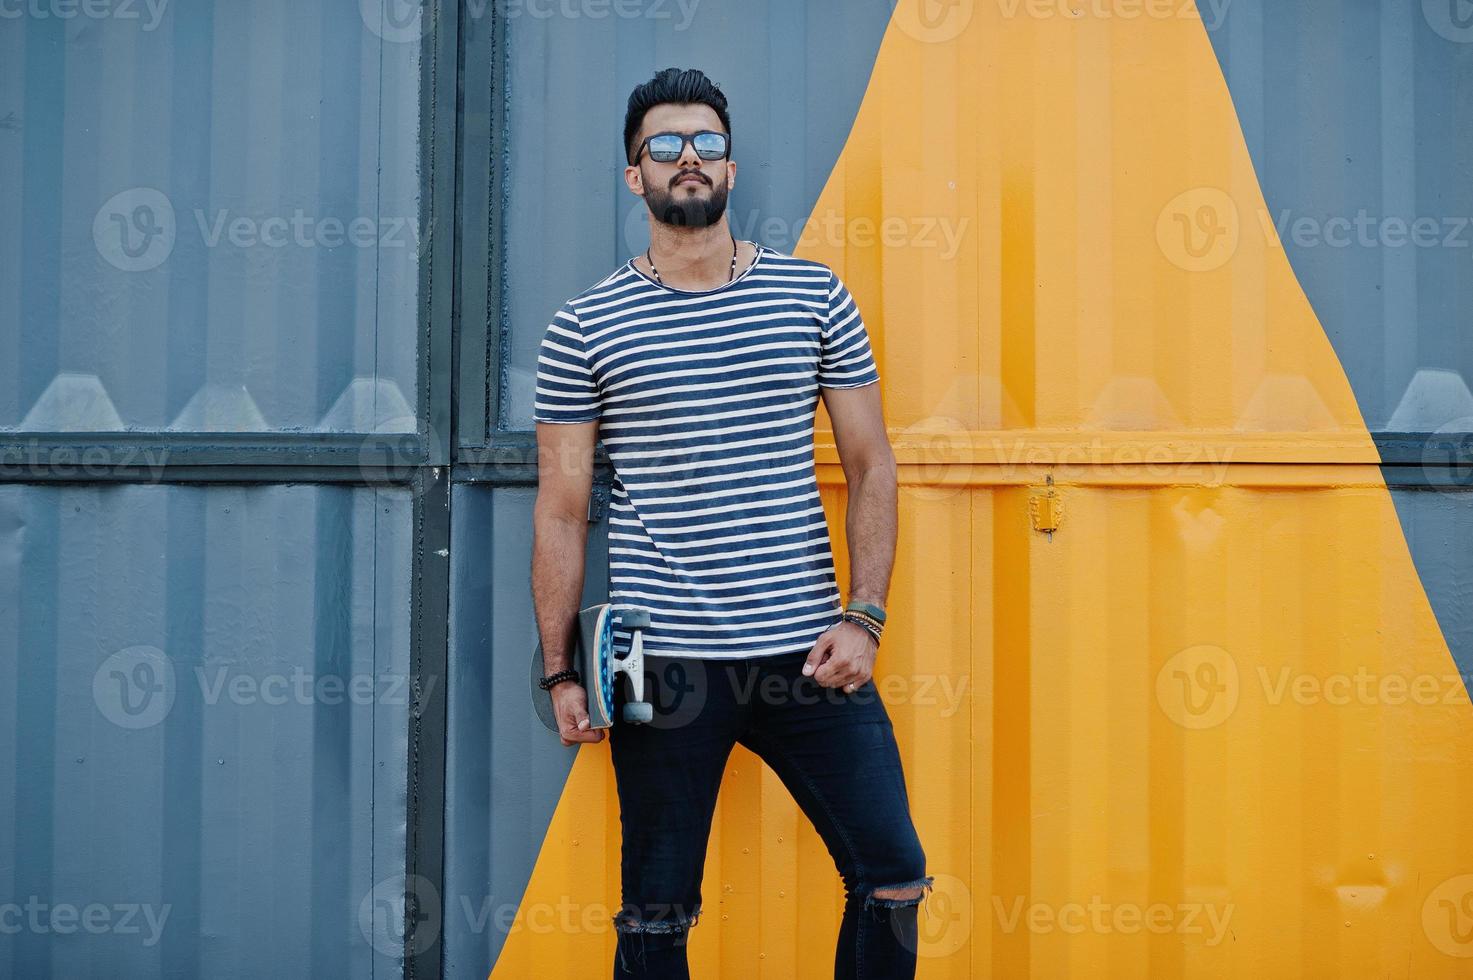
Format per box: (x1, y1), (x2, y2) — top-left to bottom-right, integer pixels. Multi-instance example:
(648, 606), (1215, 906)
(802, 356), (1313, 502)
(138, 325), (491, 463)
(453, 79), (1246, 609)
(802, 621), (879, 693)
(551, 682), (606, 745)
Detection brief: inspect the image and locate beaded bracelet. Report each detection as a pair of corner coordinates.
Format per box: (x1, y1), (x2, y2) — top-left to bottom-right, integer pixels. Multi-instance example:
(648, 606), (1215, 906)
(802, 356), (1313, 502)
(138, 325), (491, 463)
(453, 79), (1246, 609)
(538, 668), (581, 691)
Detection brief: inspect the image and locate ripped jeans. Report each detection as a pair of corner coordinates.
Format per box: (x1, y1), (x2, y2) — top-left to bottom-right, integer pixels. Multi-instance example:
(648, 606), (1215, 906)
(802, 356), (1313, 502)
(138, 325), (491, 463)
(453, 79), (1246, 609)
(608, 649), (933, 980)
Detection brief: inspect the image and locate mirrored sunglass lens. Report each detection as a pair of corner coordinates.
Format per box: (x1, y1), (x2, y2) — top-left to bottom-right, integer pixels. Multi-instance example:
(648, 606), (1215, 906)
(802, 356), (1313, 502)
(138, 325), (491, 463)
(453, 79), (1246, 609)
(647, 135), (683, 160)
(693, 133), (727, 158)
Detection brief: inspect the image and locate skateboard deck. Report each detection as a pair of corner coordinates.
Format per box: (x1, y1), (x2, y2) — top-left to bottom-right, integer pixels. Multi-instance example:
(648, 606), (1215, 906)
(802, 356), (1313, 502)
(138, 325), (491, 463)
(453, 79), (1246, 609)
(531, 603), (652, 733)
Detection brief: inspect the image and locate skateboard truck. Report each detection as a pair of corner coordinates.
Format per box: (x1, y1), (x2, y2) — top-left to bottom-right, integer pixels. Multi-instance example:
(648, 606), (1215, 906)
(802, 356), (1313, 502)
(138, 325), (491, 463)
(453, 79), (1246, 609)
(612, 607), (653, 725)
(531, 603), (653, 733)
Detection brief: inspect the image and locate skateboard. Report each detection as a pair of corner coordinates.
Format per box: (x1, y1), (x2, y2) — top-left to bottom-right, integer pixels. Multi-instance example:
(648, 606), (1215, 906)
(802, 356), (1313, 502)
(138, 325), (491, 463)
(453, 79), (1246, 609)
(531, 603), (654, 732)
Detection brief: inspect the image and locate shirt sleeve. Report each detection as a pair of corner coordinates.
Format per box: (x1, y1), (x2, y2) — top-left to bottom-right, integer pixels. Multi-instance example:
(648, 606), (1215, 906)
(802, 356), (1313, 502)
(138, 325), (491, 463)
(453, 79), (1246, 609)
(532, 302), (602, 423)
(817, 268), (881, 390)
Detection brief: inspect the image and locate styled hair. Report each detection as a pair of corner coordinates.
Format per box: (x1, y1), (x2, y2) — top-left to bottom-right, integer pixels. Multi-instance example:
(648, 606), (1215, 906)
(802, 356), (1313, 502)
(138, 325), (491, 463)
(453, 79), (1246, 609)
(623, 67), (732, 165)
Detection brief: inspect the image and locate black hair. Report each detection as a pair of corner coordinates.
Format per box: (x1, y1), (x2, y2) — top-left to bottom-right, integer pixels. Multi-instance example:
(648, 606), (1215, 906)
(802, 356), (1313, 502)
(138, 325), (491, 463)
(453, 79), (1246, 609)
(623, 67), (732, 166)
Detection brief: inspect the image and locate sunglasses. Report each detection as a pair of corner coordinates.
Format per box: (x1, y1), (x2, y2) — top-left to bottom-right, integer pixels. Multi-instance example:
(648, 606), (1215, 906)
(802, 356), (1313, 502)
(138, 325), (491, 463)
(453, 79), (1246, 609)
(633, 130), (731, 164)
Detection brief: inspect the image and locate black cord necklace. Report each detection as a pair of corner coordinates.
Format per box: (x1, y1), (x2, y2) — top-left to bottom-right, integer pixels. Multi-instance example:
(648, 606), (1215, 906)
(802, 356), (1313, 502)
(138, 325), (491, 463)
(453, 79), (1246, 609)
(646, 235), (739, 287)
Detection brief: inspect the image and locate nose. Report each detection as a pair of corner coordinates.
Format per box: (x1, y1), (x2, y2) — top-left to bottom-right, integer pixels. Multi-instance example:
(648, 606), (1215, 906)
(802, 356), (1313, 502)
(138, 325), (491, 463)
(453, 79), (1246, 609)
(677, 137), (703, 171)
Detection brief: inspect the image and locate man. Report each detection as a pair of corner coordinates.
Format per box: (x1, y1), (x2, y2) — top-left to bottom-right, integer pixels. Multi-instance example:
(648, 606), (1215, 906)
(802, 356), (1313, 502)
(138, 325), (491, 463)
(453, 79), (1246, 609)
(530, 67), (932, 980)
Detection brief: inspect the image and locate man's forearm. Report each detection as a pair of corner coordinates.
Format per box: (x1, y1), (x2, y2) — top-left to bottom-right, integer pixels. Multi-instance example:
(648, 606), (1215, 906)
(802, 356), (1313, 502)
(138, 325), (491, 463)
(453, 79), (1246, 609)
(531, 513), (589, 674)
(843, 462), (898, 608)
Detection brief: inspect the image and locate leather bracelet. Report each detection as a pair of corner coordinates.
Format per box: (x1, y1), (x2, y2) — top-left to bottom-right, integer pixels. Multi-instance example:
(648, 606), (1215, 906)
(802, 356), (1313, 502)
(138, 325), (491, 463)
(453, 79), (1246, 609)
(841, 612), (882, 647)
(538, 668), (581, 691)
(845, 599), (887, 624)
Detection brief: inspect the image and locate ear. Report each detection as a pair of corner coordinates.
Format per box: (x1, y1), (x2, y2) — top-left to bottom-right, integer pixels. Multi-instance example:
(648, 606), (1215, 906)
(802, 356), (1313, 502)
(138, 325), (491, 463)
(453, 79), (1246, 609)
(623, 165), (645, 197)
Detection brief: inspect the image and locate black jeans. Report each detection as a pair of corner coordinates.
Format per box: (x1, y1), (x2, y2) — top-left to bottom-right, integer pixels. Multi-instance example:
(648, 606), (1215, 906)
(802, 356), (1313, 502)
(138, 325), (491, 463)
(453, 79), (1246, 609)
(608, 649), (933, 979)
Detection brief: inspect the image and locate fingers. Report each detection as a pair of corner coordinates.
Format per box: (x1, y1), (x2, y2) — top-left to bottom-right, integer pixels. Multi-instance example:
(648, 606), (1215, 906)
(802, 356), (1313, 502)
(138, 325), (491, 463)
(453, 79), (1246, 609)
(559, 720), (604, 746)
(812, 645), (861, 687)
(813, 642), (866, 686)
(801, 633), (832, 677)
(813, 652), (863, 687)
(555, 702), (605, 745)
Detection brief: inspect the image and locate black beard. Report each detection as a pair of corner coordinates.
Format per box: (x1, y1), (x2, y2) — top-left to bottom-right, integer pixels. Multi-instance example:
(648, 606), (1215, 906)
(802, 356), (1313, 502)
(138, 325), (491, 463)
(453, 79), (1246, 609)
(644, 174), (728, 229)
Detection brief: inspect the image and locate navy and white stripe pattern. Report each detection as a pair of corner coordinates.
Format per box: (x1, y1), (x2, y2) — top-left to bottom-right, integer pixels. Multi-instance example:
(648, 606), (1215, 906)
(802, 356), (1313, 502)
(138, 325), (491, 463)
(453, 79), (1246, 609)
(533, 244), (880, 659)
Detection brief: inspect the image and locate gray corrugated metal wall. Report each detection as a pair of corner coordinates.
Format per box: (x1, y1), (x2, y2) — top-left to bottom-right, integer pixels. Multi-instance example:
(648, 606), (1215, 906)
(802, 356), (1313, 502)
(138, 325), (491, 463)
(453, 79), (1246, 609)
(0, 484), (413, 977)
(0, 0), (422, 433)
(1207, 1), (1473, 434)
(0, 0), (453, 975)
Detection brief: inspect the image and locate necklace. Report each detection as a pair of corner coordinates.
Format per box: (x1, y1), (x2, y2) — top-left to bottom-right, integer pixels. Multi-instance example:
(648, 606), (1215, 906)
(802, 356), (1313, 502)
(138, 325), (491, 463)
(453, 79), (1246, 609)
(646, 236), (739, 287)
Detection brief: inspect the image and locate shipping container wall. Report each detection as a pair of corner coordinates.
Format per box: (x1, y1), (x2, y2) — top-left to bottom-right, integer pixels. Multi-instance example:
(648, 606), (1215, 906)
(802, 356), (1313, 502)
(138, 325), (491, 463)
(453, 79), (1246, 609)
(0, 484), (414, 977)
(0, 1), (422, 433)
(0, 0), (443, 976)
(3, 0), (1472, 978)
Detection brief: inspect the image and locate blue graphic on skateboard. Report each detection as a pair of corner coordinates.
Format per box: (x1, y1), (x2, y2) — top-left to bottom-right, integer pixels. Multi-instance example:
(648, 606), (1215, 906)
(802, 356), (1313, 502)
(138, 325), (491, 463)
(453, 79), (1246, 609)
(532, 603), (653, 731)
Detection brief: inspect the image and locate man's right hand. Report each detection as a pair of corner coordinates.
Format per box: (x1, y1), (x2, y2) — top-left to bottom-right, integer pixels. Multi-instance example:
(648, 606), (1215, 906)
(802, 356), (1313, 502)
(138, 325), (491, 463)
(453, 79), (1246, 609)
(551, 682), (605, 746)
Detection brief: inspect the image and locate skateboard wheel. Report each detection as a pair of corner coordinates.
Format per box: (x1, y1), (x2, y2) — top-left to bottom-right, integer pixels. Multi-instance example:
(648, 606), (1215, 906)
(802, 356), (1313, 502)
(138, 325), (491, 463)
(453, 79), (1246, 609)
(617, 609), (651, 630)
(622, 701), (654, 724)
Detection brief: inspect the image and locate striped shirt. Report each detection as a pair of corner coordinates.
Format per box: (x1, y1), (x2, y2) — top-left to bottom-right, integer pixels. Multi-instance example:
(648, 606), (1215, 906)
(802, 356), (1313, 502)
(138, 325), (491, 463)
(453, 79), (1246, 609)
(533, 243), (880, 660)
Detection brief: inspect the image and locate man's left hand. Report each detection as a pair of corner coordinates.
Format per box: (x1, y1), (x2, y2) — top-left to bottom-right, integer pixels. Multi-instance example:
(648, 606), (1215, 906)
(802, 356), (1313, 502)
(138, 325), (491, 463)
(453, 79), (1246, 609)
(802, 621), (879, 693)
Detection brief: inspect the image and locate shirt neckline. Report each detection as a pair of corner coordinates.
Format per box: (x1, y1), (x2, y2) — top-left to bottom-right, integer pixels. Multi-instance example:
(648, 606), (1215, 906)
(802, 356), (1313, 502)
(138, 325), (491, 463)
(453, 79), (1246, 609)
(627, 240), (766, 296)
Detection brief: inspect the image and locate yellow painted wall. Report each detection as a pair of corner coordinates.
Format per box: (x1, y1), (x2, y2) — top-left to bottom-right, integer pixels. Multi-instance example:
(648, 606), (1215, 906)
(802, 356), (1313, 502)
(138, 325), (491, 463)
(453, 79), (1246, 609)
(494, 1), (1473, 976)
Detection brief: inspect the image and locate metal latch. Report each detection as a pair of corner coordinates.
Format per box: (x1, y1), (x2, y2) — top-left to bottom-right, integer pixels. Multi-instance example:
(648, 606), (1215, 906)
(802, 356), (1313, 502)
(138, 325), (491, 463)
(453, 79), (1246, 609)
(1029, 478), (1062, 540)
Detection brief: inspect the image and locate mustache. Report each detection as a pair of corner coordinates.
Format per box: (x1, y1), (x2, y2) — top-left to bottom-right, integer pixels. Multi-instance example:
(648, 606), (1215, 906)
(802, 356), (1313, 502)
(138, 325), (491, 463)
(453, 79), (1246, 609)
(672, 170), (710, 188)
